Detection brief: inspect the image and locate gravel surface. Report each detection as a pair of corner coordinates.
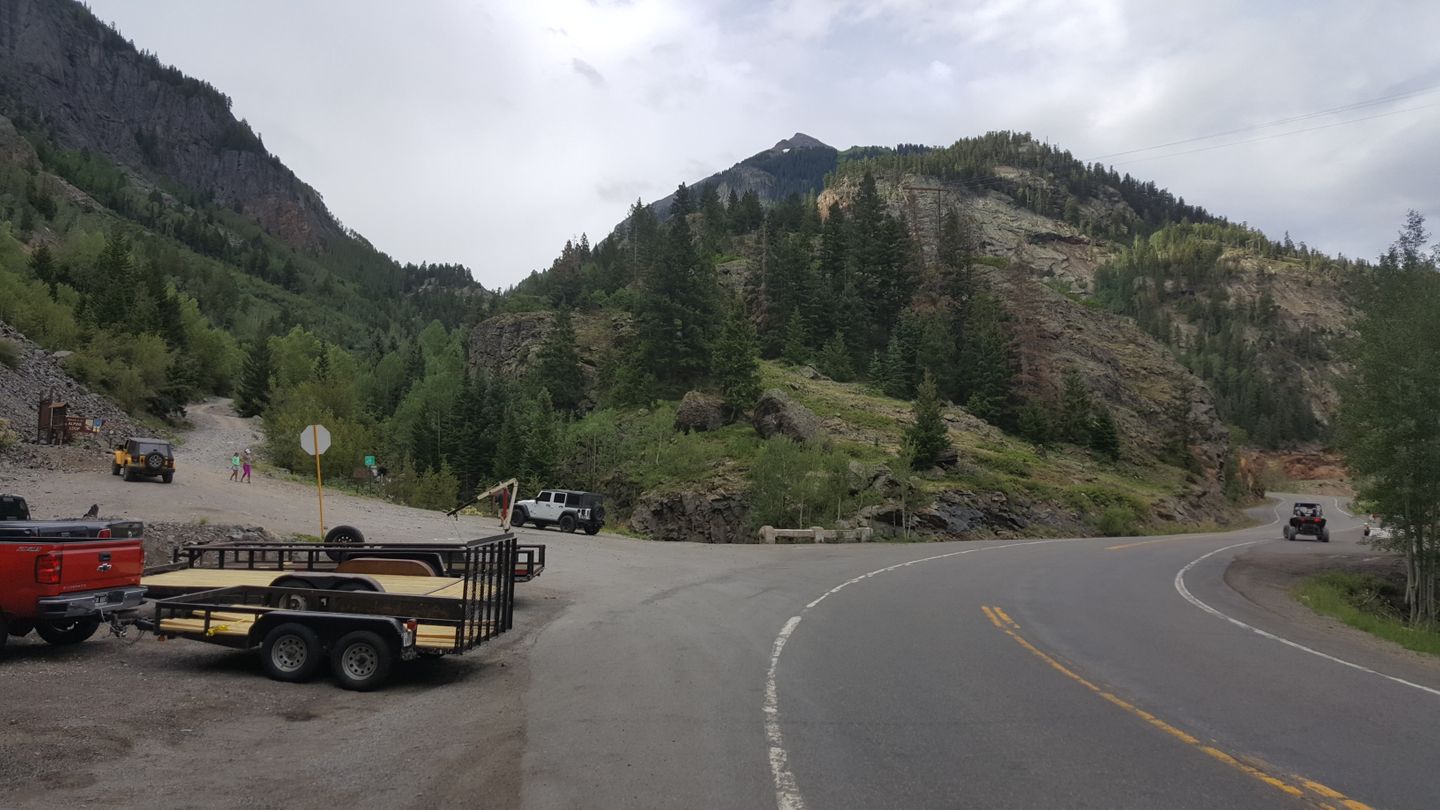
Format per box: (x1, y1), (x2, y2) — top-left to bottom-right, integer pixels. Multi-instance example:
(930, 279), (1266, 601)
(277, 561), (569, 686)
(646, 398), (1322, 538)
(0, 398), (560, 810)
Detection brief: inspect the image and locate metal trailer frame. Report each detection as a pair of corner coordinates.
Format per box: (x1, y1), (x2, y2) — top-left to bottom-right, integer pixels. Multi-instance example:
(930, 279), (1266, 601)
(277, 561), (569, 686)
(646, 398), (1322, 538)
(150, 535), (545, 583)
(153, 535), (516, 657)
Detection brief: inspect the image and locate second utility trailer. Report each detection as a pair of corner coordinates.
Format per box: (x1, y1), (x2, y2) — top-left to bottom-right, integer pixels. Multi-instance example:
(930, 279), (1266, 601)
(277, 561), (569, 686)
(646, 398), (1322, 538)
(151, 535), (516, 690)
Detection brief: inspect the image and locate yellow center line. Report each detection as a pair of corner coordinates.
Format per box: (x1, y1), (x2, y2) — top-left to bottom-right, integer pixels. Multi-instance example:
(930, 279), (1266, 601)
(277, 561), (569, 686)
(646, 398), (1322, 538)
(980, 605), (1373, 809)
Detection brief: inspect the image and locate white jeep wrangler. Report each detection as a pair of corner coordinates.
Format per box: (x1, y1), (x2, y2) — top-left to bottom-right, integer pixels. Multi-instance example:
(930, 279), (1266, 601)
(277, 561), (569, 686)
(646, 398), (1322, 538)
(512, 490), (605, 535)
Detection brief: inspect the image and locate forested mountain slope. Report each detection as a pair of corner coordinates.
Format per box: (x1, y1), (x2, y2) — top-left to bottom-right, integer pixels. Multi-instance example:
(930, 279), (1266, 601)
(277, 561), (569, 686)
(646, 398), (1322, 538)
(0, 0), (1356, 541)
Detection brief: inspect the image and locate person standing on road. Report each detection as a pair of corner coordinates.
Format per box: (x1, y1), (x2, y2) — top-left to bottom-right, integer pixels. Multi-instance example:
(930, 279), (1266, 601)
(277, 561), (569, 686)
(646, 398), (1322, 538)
(241, 456), (252, 483)
(230, 452), (241, 482)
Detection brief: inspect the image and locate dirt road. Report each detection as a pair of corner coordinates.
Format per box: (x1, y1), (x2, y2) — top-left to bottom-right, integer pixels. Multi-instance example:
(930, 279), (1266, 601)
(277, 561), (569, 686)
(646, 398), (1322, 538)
(4, 399), (518, 541)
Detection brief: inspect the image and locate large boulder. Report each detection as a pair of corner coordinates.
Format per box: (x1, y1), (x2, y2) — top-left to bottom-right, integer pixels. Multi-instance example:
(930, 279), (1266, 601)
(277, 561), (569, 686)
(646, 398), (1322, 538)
(751, 389), (820, 442)
(629, 489), (750, 543)
(675, 391), (725, 433)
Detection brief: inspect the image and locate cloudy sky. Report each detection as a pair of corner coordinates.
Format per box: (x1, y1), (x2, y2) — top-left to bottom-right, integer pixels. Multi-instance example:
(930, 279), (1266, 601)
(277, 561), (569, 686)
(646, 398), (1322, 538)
(87, 0), (1440, 288)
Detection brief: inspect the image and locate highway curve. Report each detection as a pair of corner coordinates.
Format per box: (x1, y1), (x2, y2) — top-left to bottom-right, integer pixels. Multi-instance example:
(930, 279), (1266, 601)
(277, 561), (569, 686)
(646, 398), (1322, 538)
(521, 496), (1440, 810)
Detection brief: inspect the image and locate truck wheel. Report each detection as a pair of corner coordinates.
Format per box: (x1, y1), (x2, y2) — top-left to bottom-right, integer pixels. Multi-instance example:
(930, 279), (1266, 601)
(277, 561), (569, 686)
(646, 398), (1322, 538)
(511, 507), (527, 528)
(323, 525), (365, 562)
(1283, 526), (1295, 541)
(584, 524), (600, 536)
(1321, 529), (1331, 543)
(162, 473), (173, 484)
(145, 452), (165, 471)
(559, 514), (577, 533)
(35, 617), (101, 646)
(260, 623), (323, 683)
(122, 467), (134, 482)
(111, 463), (121, 476)
(331, 630), (394, 691)
(7, 620), (33, 637)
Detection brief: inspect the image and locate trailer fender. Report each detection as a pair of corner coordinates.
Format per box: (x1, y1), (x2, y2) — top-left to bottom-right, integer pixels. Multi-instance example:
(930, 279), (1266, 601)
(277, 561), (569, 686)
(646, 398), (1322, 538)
(249, 612), (408, 652)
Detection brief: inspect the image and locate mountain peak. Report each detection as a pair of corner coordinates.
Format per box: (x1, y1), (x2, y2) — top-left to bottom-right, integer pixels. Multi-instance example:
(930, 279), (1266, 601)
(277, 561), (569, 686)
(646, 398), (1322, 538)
(772, 132), (832, 152)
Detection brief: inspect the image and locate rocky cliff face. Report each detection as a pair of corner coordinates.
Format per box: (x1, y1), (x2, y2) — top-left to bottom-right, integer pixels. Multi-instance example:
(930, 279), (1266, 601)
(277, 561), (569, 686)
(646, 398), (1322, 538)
(0, 0), (341, 250)
(820, 170), (1234, 504)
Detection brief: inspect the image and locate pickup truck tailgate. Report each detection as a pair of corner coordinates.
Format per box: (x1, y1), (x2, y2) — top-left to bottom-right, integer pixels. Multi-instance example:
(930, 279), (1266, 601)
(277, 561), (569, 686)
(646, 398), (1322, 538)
(59, 539), (145, 593)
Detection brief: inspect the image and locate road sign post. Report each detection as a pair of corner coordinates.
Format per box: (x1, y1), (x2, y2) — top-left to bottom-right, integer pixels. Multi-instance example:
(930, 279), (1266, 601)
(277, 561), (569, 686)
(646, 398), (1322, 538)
(300, 424), (332, 539)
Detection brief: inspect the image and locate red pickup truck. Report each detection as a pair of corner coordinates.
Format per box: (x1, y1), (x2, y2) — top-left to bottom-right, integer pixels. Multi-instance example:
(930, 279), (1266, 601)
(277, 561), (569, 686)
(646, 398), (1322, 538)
(0, 495), (146, 653)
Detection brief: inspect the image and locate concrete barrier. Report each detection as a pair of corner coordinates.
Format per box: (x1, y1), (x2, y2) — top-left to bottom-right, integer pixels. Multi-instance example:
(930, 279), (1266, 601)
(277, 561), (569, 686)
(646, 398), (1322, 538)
(758, 525), (874, 544)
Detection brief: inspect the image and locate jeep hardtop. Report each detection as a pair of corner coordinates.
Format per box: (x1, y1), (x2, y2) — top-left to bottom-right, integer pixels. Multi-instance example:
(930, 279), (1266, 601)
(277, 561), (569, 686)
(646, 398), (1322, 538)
(512, 490), (605, 535)
(114, 437), (175, 483)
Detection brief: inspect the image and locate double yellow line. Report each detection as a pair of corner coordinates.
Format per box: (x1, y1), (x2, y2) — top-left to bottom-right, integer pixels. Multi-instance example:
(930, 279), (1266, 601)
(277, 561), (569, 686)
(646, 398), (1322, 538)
(981, 606), (1372, 810)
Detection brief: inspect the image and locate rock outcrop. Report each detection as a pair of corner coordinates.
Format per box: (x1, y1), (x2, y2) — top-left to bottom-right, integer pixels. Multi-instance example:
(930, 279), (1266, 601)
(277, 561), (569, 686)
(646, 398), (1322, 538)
(629, 489), (750, 543)
(674, 391), (725, 433)
(0, 0), (342, 250)
(467, 312), (554, 378)
(752, 389), (820, 442)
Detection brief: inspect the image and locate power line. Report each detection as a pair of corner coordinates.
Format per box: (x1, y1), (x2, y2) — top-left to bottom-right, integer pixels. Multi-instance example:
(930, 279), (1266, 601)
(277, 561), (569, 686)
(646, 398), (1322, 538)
(1089, 83), (1440, 161)
(1109, 101), (1440, 166)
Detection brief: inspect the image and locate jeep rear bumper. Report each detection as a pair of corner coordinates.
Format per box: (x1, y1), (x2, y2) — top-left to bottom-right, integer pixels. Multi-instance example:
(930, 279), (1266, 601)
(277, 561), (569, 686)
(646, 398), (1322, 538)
(37, 586), (146, 619)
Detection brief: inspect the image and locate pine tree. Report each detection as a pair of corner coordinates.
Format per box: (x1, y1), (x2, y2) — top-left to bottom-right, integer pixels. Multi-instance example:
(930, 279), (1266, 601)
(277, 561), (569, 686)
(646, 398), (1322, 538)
(1089, 404), (1122, 460)
(905, 370), (950, 469)
(28, 244), (55, 287)
(235, 339), (272, 417)
(958, 292), (1016, 427)
(782, 310), (810, 365)
(712, 306), (762, 418)
(91, 231), (135, 327)
(635, 213), (719, 397)
(670, 182), (693, 218)
(521, 389), (560, 489)
(533, 309), (585, 414)
(1059, 369), (1093, 445)
(815, 330), (854, 382)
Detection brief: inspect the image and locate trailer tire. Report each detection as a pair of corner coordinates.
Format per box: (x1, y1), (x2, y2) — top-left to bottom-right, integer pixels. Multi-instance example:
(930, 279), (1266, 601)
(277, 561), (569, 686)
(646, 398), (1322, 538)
(261, 623), (323, 683)
(35, 617), (101, 646)
(323, 525), (365, 562)
(559, 514), (577, 533)
(330, 630), (394, 691)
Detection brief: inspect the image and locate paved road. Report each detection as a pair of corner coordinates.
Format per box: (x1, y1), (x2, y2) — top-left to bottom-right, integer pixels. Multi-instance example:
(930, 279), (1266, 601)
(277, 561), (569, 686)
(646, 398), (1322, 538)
(516, 494), (1440, 810)
(8, 405), (1439, 809)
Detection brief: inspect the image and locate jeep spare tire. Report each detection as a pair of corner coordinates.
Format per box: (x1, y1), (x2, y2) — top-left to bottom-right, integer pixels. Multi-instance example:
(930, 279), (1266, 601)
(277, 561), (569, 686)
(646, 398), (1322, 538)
(145, 452), (165, 470)
(323, 524), (365, 561)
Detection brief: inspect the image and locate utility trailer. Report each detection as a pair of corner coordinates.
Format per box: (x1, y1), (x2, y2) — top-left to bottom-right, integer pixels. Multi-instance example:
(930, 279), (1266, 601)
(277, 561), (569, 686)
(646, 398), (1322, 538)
(141, 534), (544, 598)
(151, 535), (515, 690)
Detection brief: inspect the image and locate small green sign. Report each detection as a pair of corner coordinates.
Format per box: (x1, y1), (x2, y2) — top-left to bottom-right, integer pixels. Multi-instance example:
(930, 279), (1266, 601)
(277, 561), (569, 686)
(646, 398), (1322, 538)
(364, 455), (376, 467)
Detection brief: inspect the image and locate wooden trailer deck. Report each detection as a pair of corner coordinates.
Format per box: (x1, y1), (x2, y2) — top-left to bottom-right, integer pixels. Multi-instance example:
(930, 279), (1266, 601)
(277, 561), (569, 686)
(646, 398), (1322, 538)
(141, 568), (484, 598)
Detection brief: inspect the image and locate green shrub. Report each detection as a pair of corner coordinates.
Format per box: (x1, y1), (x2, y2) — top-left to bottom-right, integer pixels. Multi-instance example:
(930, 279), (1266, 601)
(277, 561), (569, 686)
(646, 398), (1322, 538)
(0, 338), (21, 369)
(747, 438), (875, 529)
(1097, 505), (1140, 537)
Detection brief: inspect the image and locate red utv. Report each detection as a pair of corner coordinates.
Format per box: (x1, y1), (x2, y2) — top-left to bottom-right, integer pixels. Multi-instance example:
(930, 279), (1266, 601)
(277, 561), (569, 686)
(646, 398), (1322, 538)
(1285, 502), (1330, 543)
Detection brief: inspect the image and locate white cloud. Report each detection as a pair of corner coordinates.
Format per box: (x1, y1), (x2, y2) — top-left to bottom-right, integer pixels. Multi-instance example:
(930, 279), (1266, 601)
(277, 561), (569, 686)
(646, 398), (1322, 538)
(84, 0), (1440, 284)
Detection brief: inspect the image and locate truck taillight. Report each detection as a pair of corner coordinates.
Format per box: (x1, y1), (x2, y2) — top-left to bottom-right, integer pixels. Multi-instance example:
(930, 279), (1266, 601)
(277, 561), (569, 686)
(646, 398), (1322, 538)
(98, 528), (112, 539)
(35, 552), (61, 584)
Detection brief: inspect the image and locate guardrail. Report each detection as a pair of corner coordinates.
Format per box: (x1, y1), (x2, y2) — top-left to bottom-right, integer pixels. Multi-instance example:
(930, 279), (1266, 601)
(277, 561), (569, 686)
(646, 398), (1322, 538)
(757, 526), (874, 544)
